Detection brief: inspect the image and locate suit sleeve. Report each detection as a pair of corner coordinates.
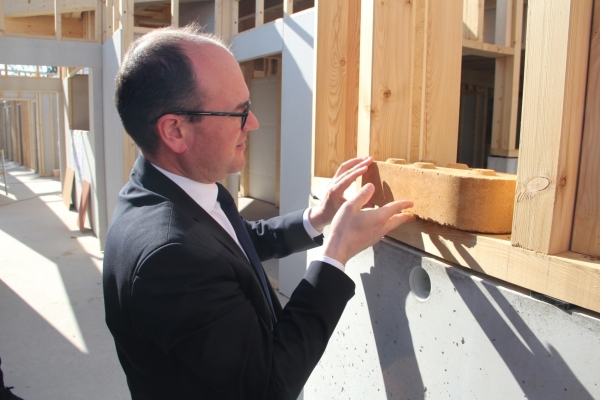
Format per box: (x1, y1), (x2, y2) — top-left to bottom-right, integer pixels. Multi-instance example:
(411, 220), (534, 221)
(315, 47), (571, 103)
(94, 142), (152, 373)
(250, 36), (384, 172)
(130, 241), (355, 400)
(245, 209), (321, 261)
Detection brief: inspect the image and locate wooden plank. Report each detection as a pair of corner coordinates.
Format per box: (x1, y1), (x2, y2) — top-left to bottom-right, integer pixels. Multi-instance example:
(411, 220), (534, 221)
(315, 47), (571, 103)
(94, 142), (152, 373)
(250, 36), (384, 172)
(512, 0), (593, 254)
(490, 0), (523, 155)
(386, 219), (600, 314)
(463, 0), (484, 41)
(409, 0), (426, 162)
(314, 0), (360, 177)
(231, 0), (238, 37)
(283, 0), (293, 17)
(275, 60), (281, 209)
(4, 0), (96, 18)
(171, 0), (179, 27)
(0, 0), (5, 36)
(419, 0), (462, 165)
(62, 166), (75, 209)
(362, 0), (415, 163)
(78, 179), (91, 232)
(462, 38), (514, 57)
(95, 0), (102, 42)
(19, 101), (31, 168)
(255, 0), (264, 28)
(571, 0), (600, 258)
(55, 0), (62, 40)
(4, 15), (85, 38)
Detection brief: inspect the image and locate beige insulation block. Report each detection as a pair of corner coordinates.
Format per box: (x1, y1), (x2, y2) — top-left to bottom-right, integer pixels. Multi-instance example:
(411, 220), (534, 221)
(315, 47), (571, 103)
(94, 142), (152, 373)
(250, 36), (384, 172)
(362, 159), (517, 233)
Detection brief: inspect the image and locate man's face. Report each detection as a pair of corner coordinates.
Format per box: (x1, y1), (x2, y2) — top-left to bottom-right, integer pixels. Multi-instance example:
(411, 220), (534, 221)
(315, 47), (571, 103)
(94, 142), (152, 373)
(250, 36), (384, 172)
(180, 43), (259, 183)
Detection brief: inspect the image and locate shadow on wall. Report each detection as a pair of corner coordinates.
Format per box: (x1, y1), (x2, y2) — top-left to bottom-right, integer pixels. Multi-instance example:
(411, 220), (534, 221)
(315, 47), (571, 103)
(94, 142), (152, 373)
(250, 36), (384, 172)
(448, 270), (595, 399)
(360, 243), (425, 400)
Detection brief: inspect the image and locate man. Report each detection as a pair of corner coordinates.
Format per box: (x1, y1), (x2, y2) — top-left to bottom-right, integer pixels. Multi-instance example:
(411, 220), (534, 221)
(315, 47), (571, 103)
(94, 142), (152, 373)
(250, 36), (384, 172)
(103, 25), (413, 399)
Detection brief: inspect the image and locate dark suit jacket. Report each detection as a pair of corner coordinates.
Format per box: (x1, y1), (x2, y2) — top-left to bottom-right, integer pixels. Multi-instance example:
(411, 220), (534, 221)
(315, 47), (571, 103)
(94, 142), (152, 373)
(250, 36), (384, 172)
(103, 156), (356, 399)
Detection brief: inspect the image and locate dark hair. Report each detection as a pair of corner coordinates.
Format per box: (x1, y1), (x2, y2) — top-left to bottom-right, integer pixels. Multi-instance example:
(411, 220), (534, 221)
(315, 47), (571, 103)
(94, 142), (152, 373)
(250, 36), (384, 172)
(114, 24), (228, 155)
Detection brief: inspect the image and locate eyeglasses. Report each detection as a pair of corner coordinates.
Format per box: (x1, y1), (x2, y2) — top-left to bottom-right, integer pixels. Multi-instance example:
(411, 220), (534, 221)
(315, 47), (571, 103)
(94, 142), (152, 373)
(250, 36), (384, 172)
(150, 99), (251, 129)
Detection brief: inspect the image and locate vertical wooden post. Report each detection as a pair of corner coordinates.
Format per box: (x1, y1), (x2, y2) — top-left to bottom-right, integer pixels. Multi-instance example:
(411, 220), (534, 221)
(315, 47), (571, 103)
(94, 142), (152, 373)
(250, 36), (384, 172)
(55, 0), (62, 40)
(0, 0), (6, 36)
(490, 0), (523, 157)
(231, 0), (238, 37)
(95, 0), (102, 42)
(571, 0), (600, 258)
(418, 0), (462, 164)
(255, 0), (264, 28)
(215, 0), (233, 42)
(313, 0), (361, 177)
(463, 0), (484, 41)
(511, 0), (593, 254)
(283, 0), (293, 18)
(171, 0), (179, 28)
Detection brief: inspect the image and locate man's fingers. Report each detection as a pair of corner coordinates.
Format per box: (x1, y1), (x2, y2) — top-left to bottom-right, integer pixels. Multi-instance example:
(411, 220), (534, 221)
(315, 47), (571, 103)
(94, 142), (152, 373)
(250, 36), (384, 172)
(384, 212), (415, 232)
(333, 156), (372, 179)
(345, 183), (375, 210)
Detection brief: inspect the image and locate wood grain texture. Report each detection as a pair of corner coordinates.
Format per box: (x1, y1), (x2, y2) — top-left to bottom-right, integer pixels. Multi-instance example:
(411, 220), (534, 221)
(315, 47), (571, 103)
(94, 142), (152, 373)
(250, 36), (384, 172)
(571, 0), (600, 257)
(386, 219), (600, 314)
(512, 0), (593, 254)
(410, 0), (426, 162)
(421, 0), (462, 165)
(367, 0), (413, 163)
(314, 0), (360, 177)
(5, 15), (85, 38)
(462, 0), (484, 41)
(490, 0), (523, 154)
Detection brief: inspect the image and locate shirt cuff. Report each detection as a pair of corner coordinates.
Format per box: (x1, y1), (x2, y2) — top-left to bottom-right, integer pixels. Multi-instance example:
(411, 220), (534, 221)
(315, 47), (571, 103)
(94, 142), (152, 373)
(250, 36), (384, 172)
(302, 207), (322, 239)
(313, 255), (345, 273)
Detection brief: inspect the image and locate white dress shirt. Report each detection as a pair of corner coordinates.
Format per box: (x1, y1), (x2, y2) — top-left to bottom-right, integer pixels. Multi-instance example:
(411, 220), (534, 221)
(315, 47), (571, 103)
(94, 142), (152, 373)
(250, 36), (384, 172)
(152, 164), (345, 272)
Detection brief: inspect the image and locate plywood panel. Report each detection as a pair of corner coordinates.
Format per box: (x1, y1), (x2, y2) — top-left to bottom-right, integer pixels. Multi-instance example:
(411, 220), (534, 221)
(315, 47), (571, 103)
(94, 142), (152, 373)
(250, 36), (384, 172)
(313, 0), (360, 177)
(512, 0), (593, 254)
(571, 0), (600, 257)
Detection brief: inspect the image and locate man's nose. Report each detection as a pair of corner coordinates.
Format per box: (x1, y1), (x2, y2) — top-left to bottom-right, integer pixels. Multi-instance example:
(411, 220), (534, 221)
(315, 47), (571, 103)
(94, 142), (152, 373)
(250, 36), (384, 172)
(244, 110), (259, 131)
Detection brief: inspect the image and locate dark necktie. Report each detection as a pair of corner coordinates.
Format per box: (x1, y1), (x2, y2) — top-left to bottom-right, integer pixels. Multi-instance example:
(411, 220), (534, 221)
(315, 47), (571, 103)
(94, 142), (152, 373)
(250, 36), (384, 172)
(216, 183), (277, 322)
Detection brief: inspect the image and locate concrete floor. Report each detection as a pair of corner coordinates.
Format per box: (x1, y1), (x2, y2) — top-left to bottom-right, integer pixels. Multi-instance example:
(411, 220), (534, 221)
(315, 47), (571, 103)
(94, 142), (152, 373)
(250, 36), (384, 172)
(0, 162), (284, 399)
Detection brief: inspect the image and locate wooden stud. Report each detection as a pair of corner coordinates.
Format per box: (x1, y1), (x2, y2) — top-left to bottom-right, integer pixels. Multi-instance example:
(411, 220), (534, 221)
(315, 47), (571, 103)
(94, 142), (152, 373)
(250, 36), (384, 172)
(55, 0), (62, 40)
(490, 0), (524, 157)
(231, 0), (238, 37)
(171, 0), (179, 28)
(95, 0), (102, 42)
(511, 0), (593, 254)
(463, 0), (484, 41)
(419, 0), (462, 164)
(313, 0), (360, 177)
(255, 0), (264, 28)
(0, 0), (5, 36)
(571, 1), (600, 258)
(283, 0), (293, 17)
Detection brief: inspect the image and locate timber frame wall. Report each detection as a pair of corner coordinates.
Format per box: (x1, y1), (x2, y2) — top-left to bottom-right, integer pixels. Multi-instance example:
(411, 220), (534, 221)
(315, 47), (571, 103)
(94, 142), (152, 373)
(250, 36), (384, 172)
(1, 1), (598, 313)
(312, 0), (600, 314)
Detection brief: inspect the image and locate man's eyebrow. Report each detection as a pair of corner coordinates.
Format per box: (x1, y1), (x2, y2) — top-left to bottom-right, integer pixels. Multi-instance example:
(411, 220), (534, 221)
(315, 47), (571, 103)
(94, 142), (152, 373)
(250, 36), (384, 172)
(235, 99), (250, 110)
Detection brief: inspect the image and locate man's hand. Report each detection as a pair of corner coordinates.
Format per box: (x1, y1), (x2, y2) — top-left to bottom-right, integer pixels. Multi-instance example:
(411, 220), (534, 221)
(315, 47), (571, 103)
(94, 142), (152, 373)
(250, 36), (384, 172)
(321, 183), (414, 265)
(308, 156), (374, 232)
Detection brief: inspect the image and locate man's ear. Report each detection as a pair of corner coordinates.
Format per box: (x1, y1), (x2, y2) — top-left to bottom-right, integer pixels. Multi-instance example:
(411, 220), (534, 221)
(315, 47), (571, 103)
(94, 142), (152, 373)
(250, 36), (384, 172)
(155, 115), (188, 154)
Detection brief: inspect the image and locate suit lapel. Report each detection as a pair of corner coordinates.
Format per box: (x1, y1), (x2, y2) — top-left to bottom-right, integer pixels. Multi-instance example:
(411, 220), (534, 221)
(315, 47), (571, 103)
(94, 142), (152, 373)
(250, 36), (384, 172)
(131, 156), (250, 266)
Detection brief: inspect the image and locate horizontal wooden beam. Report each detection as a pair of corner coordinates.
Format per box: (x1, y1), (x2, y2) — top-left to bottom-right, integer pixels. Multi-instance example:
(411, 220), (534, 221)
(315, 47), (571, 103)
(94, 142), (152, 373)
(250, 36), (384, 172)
(386, 219), (600, 314)
(4, 0), (96, 18)
(462, 38), (515, 58)
(490, 148), (519, 157)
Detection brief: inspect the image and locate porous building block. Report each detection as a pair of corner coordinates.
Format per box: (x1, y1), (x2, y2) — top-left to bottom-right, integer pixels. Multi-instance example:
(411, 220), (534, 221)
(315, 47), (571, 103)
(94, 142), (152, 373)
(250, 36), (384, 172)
(362, 159), (517, 233)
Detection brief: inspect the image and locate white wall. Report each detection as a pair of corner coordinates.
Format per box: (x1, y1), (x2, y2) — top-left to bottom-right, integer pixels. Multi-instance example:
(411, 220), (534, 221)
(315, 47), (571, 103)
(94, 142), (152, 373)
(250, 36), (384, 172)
(248, 75), (279, 204)
(231, 9), (316, 297)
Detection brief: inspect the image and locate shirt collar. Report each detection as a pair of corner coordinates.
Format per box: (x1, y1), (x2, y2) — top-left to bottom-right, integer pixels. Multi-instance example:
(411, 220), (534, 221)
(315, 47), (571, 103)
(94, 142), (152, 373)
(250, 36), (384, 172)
(151, 163), (218, 212)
